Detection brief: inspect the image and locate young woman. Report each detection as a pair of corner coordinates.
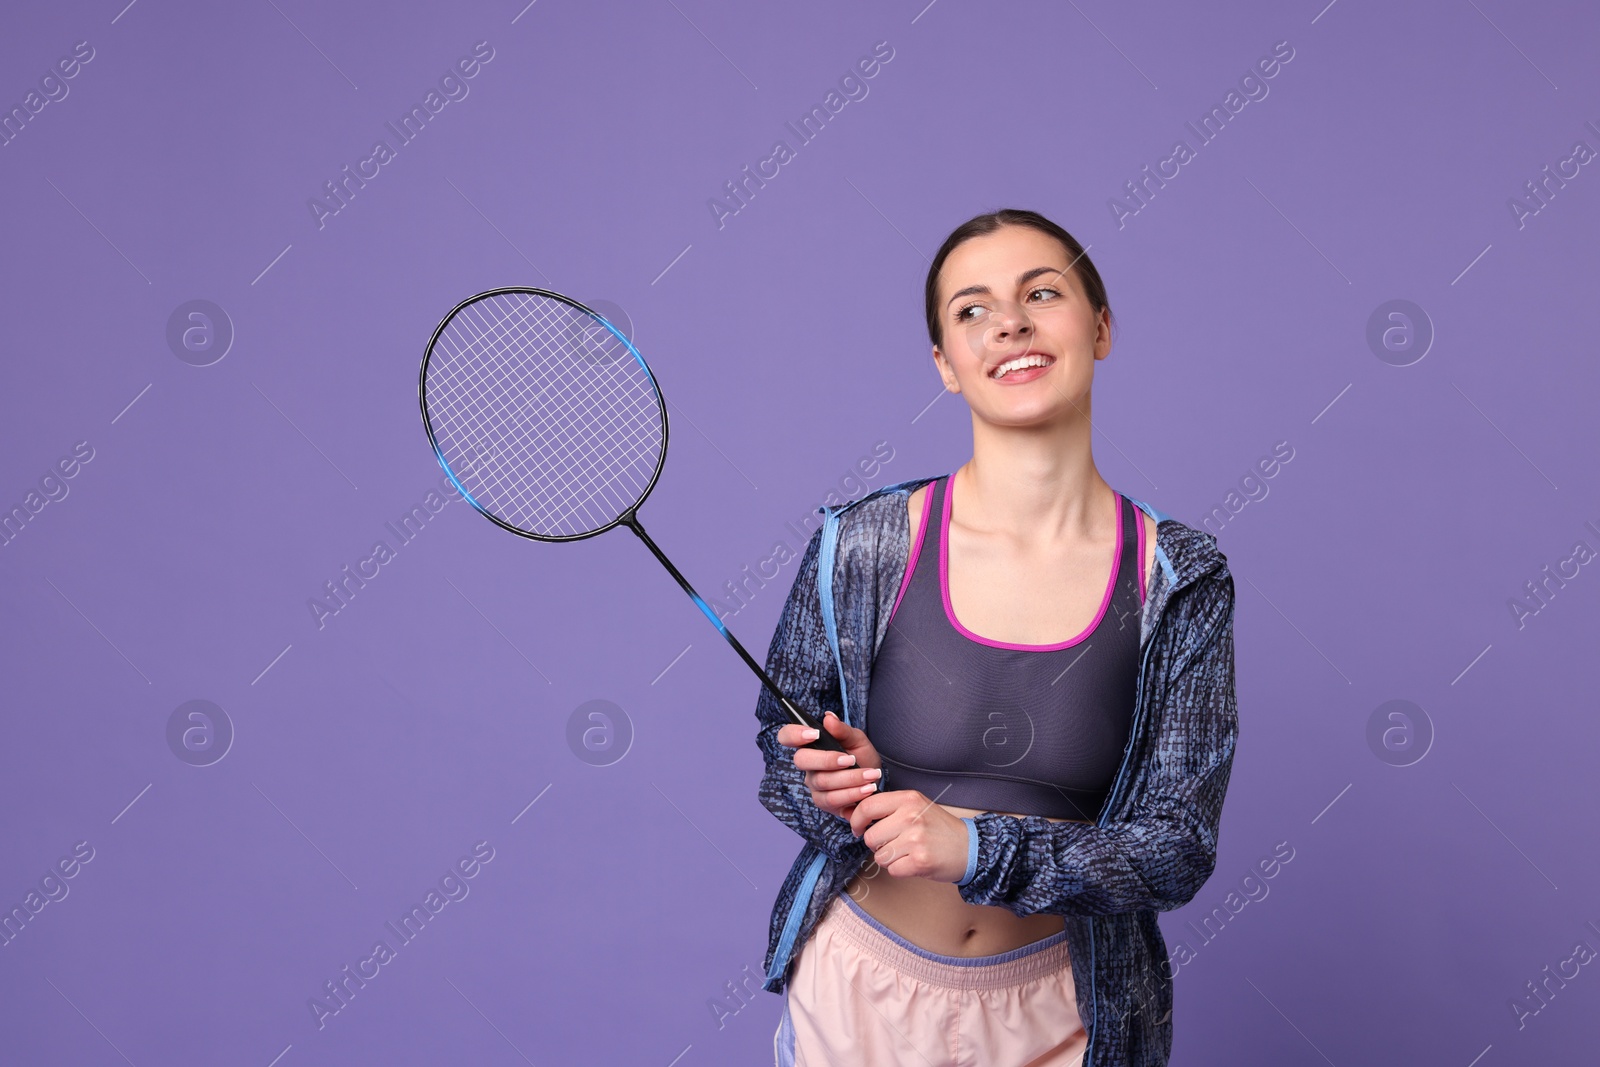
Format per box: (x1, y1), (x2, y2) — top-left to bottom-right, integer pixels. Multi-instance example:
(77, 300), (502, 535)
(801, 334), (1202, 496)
(755, 208), (1239, 1066)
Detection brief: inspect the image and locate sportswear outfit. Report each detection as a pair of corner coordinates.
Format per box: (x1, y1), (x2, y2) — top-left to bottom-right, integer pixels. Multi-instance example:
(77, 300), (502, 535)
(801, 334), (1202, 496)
(756, 474), (1238, 1066)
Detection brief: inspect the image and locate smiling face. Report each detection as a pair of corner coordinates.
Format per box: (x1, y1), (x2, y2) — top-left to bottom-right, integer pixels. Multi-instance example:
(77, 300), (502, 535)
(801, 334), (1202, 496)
(931, 224), (1111, 427)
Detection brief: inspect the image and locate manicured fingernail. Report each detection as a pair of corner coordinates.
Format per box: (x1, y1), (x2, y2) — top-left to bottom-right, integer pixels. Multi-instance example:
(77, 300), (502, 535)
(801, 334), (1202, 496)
(860, 783), (876, 794)
(802, 728), (819, 740)
(863, 768), (882, 781)
(837, 754), (856, 767)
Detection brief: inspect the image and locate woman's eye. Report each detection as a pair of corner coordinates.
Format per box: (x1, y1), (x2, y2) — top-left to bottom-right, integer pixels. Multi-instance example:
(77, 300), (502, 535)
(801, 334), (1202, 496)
(955, 288), (1054, 322)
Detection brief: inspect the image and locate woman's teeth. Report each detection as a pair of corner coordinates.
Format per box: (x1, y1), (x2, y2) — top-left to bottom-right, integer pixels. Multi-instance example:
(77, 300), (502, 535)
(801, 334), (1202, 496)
(992, 354), (1052, 379)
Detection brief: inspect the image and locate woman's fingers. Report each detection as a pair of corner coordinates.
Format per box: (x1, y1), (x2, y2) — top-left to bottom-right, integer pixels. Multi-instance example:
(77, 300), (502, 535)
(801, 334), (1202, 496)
(778, 715), (881, 765)
(776, 723), (819, 748)
(822, 712), (883, 770)
(816, 788), (872, 817)
(821, 711), (867, 748)
(777, 716), (884, 818)
(808, 766), (882, 793)
(809, 768), (881, 817)
(791, 744), (860, 774)
(779, 716), (862, 748)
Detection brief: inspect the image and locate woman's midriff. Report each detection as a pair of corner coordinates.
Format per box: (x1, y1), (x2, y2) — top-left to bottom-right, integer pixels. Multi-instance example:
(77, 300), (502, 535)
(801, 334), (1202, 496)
(841, 801), (1088, 956)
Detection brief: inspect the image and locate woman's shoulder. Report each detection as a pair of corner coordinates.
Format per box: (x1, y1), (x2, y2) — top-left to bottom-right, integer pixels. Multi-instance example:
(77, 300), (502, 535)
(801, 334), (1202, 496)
(1144, 515), (1235, 652)
(1114, 494), (1226, 582)
(1153, 514), (1230, 586)
(828, 476), (938, 554)
(832, 475), (939, 520)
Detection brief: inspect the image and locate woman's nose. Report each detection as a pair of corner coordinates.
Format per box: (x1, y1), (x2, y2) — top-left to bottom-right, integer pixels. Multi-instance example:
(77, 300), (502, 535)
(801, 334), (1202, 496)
(970, 301), (1033, 356)
(990, 299), (1033, 334)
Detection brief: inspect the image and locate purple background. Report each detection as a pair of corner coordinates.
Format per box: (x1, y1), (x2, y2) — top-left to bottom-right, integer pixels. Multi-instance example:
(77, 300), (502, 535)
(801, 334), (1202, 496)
(3, 0), (1598, 1063)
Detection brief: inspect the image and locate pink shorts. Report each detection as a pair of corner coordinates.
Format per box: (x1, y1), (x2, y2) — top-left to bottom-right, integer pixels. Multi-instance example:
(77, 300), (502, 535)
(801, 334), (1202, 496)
(775, 892), (1087, 1067)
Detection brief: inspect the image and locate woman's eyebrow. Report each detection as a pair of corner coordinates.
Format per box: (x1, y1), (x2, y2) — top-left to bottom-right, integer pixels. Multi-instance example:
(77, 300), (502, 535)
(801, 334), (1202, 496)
(945, 265), (1068, 309)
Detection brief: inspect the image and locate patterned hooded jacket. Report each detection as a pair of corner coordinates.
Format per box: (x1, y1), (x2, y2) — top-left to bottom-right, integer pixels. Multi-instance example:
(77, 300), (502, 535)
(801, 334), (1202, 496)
(755, 474), (1238, 1066)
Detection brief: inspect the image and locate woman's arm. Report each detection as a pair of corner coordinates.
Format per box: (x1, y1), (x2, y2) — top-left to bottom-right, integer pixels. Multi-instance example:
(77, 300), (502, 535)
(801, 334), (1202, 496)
(754, 526), (873, 865)
(955, 570), (1238, 917)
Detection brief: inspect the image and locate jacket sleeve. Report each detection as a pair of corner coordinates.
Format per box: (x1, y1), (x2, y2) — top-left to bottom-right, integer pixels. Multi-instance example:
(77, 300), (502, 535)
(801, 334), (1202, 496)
(955, 570), (1238, 917)
(754, 524), (872, 866)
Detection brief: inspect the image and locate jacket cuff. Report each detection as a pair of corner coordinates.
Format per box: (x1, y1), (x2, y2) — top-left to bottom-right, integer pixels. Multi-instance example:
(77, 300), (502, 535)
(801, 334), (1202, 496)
(955, 816), (979, 886)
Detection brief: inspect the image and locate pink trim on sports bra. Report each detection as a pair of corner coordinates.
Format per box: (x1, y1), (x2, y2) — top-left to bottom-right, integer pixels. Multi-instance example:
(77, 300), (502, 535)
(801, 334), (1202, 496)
(939, 475), (1123, 652)
(1136, 501), (1147, 605)
(886, 479), (937, 628)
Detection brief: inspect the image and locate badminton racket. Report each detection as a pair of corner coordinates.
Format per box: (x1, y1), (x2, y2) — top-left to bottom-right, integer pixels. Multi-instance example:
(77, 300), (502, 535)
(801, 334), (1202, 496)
(417, 286), (846, 753)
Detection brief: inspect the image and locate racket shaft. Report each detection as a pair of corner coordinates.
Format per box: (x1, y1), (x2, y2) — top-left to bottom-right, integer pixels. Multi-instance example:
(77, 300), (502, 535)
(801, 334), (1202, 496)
(623, 518), (846, 753)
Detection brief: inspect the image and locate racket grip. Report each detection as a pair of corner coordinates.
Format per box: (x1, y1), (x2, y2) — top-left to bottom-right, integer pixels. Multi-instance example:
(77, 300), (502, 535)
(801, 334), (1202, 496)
(779, 696), (849, 754)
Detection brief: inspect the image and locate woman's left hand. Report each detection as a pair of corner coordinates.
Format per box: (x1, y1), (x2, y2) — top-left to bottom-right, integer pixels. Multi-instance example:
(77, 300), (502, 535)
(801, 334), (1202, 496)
(848, 790), (971, 882)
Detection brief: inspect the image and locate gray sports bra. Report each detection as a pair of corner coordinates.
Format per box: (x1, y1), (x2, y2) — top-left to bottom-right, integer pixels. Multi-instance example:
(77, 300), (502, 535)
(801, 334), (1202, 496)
(866, 474), (1145, 822)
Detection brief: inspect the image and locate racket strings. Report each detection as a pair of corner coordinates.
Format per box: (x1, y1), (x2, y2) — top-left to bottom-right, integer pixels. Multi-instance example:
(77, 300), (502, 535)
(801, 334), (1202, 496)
(453, 304), (612, 524)
(424, 291), (664, 538)
(447, 301), (655, 533)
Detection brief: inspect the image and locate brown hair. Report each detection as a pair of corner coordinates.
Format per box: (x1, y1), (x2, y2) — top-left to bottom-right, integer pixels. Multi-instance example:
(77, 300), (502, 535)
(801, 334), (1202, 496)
(924, 208), (1113, 349)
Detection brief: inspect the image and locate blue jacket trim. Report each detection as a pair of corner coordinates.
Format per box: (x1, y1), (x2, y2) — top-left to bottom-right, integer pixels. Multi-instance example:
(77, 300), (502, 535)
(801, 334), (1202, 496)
(766, 849), (827, 985)
(766, 502), (855, 989)
(956, 817), (980, 886)
(815, 506), (853, 729)
(1125, 494), (1177, 587)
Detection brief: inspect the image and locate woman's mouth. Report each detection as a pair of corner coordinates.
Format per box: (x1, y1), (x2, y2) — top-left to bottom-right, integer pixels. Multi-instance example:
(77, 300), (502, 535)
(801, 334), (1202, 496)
(988, 352), (1055, 383)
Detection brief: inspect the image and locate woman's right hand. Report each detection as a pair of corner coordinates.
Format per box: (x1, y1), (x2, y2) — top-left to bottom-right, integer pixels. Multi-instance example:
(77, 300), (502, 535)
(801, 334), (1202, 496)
(777, 711), (884, 819)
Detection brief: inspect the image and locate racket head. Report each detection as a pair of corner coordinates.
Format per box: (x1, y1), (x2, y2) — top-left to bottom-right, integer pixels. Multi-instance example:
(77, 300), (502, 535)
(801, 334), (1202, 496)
(418, 287), (669, 542)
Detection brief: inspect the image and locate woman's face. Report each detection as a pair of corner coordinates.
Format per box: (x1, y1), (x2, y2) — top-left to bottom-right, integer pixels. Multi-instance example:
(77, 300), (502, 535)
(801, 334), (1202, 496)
(931, 225), (1111, 427)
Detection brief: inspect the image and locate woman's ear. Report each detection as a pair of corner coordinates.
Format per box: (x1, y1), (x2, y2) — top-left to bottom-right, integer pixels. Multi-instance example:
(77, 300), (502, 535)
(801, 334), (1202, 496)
(932, 345), (961, 394)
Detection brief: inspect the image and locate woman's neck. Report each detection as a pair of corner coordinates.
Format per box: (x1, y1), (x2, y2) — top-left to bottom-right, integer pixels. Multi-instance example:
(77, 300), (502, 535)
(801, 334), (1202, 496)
(955, 423), (1109, 542)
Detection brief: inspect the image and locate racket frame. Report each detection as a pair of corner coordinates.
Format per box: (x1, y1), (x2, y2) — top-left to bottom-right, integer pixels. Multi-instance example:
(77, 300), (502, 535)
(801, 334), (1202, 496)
(417, 286), (847, 755)
(418, 285), (669, 544)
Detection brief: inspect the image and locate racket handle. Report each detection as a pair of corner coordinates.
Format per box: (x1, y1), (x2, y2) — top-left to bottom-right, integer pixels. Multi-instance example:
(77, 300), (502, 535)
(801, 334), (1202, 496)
(779, 696), (849, 754)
